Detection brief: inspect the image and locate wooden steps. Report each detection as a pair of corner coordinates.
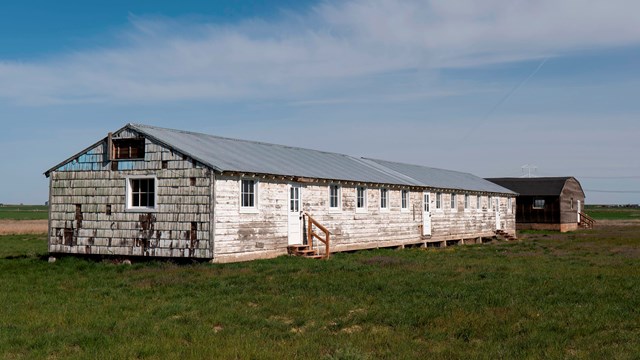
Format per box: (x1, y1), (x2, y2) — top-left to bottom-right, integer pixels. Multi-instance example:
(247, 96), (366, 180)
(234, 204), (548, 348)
(287, 244), (325, 259)
(579, 212), (596, 229)
(495, 229), (517, 241)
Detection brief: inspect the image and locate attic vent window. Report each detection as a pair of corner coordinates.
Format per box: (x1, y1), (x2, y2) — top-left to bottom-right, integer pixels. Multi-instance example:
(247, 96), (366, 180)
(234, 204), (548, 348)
(112, 138), (145, 160)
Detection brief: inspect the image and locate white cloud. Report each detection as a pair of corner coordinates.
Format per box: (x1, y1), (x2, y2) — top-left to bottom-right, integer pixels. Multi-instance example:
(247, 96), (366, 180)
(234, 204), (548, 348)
(1, 0), (639, 105)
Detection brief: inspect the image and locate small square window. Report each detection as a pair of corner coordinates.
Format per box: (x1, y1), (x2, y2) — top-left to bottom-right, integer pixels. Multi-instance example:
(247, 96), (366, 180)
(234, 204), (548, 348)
(533, 199), (545, 209)
(127, 177), (157, 211)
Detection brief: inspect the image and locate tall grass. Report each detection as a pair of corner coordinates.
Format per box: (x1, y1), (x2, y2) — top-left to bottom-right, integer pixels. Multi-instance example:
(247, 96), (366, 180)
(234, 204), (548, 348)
(1, 228), (639, 359)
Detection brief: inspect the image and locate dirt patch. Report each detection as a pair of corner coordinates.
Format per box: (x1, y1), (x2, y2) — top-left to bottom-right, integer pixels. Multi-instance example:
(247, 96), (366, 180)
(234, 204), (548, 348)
(0, 220), (48, 235)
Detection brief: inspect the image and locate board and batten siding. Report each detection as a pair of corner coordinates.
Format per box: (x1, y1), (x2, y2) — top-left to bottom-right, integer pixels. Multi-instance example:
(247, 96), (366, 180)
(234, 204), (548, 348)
(48, 131), (213, 258)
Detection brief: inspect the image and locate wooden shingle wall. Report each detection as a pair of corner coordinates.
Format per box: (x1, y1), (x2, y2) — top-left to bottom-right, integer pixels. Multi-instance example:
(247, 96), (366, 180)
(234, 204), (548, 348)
(48, 130), (212, 258)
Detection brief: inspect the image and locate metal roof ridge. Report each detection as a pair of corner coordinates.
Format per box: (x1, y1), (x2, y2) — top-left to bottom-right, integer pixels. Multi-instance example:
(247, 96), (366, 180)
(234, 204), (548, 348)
(129, 123), (366, 160)
(354, 158), (423, 186)
(363, 157), (479, 178)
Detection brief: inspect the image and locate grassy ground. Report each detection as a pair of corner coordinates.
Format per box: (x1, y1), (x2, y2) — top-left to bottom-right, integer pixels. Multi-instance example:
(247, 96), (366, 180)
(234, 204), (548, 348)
(584, 206), (640, 221)
(1, 228), (639, 359)
(0, 205), (48, 220)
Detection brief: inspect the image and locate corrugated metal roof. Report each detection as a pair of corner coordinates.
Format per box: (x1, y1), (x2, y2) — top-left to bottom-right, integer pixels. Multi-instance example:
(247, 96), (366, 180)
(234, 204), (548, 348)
(130, 124), (514, 194)
(130, 124), (419, 186)
(365, 158), (517, 194)
(486, 177), (577, 196)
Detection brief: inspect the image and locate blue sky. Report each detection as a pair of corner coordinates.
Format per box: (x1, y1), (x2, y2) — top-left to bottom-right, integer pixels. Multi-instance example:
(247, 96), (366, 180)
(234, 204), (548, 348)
(1, 0), (639, 205)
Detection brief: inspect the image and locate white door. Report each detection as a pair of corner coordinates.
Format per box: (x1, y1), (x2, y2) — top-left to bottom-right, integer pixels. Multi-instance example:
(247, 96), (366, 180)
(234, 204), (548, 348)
(577, 200), (581, 223)
(495, 197), (502, 230)
(288, 184), (302, 245)
(422, 192), (432, 236)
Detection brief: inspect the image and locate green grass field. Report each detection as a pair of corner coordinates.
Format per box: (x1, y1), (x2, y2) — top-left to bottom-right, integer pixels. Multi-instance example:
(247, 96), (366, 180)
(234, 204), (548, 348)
(1, 229), (640, 359)
(0, 205), (49, 220)
(584, 206), (640, 221)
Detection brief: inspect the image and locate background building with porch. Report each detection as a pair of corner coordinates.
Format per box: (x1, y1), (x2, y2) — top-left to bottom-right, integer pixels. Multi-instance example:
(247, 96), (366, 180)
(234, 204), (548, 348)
(486, 177), (593, 232)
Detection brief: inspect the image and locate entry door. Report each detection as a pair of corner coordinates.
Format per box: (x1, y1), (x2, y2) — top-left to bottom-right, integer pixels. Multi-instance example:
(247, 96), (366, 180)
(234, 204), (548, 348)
(495, 198), (502, 230)
(422, 192), (432, 236)
(288, 184), (302, 245)
(577, 200), (581, 223)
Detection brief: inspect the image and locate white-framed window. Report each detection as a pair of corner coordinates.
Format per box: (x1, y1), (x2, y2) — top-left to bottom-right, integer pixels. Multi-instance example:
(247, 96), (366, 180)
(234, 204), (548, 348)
(240, 179), (258, 212)
(476, 195), (481, 210)
(450, 193), (457, 211)
(329, 184), (341, 211)
(508, 197), (513, 213)
(488, 196), (493, 210)
(126, 176), (157, 211)
(401, 190), (409, 211)
(464, 194), (470, 210)
(356, 186), (367, 213)
(289, 185), (300, 212)
(380, 188), (389, 210)
(436, 192), (442, 210)
(570, 197), (574, 210)
(533, 198), (545, 209)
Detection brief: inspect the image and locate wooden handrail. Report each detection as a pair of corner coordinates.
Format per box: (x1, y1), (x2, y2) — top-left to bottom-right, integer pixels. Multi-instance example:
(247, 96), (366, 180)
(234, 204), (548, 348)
(579, 212), (596, 228)
(302, 212), (331, 259)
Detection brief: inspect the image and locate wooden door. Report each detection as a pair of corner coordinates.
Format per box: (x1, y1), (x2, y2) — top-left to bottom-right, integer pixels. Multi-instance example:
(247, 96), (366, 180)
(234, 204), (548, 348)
(288, 184), (302, 245)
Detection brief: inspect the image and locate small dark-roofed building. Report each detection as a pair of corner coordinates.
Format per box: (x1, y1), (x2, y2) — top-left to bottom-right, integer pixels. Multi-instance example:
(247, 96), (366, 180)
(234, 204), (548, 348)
(486, 177), (587, 232)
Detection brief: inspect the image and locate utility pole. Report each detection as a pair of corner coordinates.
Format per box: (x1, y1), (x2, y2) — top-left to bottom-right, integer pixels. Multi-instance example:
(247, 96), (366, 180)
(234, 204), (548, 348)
(521, 164), (537, 178)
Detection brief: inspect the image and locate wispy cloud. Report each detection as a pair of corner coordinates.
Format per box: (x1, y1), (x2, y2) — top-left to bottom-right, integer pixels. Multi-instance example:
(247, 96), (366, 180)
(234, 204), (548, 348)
(1, 0), (639, 105)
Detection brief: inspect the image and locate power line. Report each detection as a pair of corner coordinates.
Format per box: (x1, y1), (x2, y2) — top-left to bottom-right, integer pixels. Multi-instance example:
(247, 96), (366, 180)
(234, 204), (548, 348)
(584, 189), (640, 194)
(463, 57), (549, 140)
(579, 176), (640, 179)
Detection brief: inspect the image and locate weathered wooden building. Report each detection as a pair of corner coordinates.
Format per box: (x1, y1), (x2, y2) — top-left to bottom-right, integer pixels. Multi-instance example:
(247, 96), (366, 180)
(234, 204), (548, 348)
(486, 177), (592, 232)
(45, 124), (516, 262)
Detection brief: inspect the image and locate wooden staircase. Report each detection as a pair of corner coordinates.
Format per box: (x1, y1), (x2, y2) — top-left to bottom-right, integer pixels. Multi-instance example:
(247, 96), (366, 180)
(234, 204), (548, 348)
(579, 212), (596, 229)
(495, 229), (517, 241)
(287, 244), (325, 259)
(288, 212), (331, 259)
